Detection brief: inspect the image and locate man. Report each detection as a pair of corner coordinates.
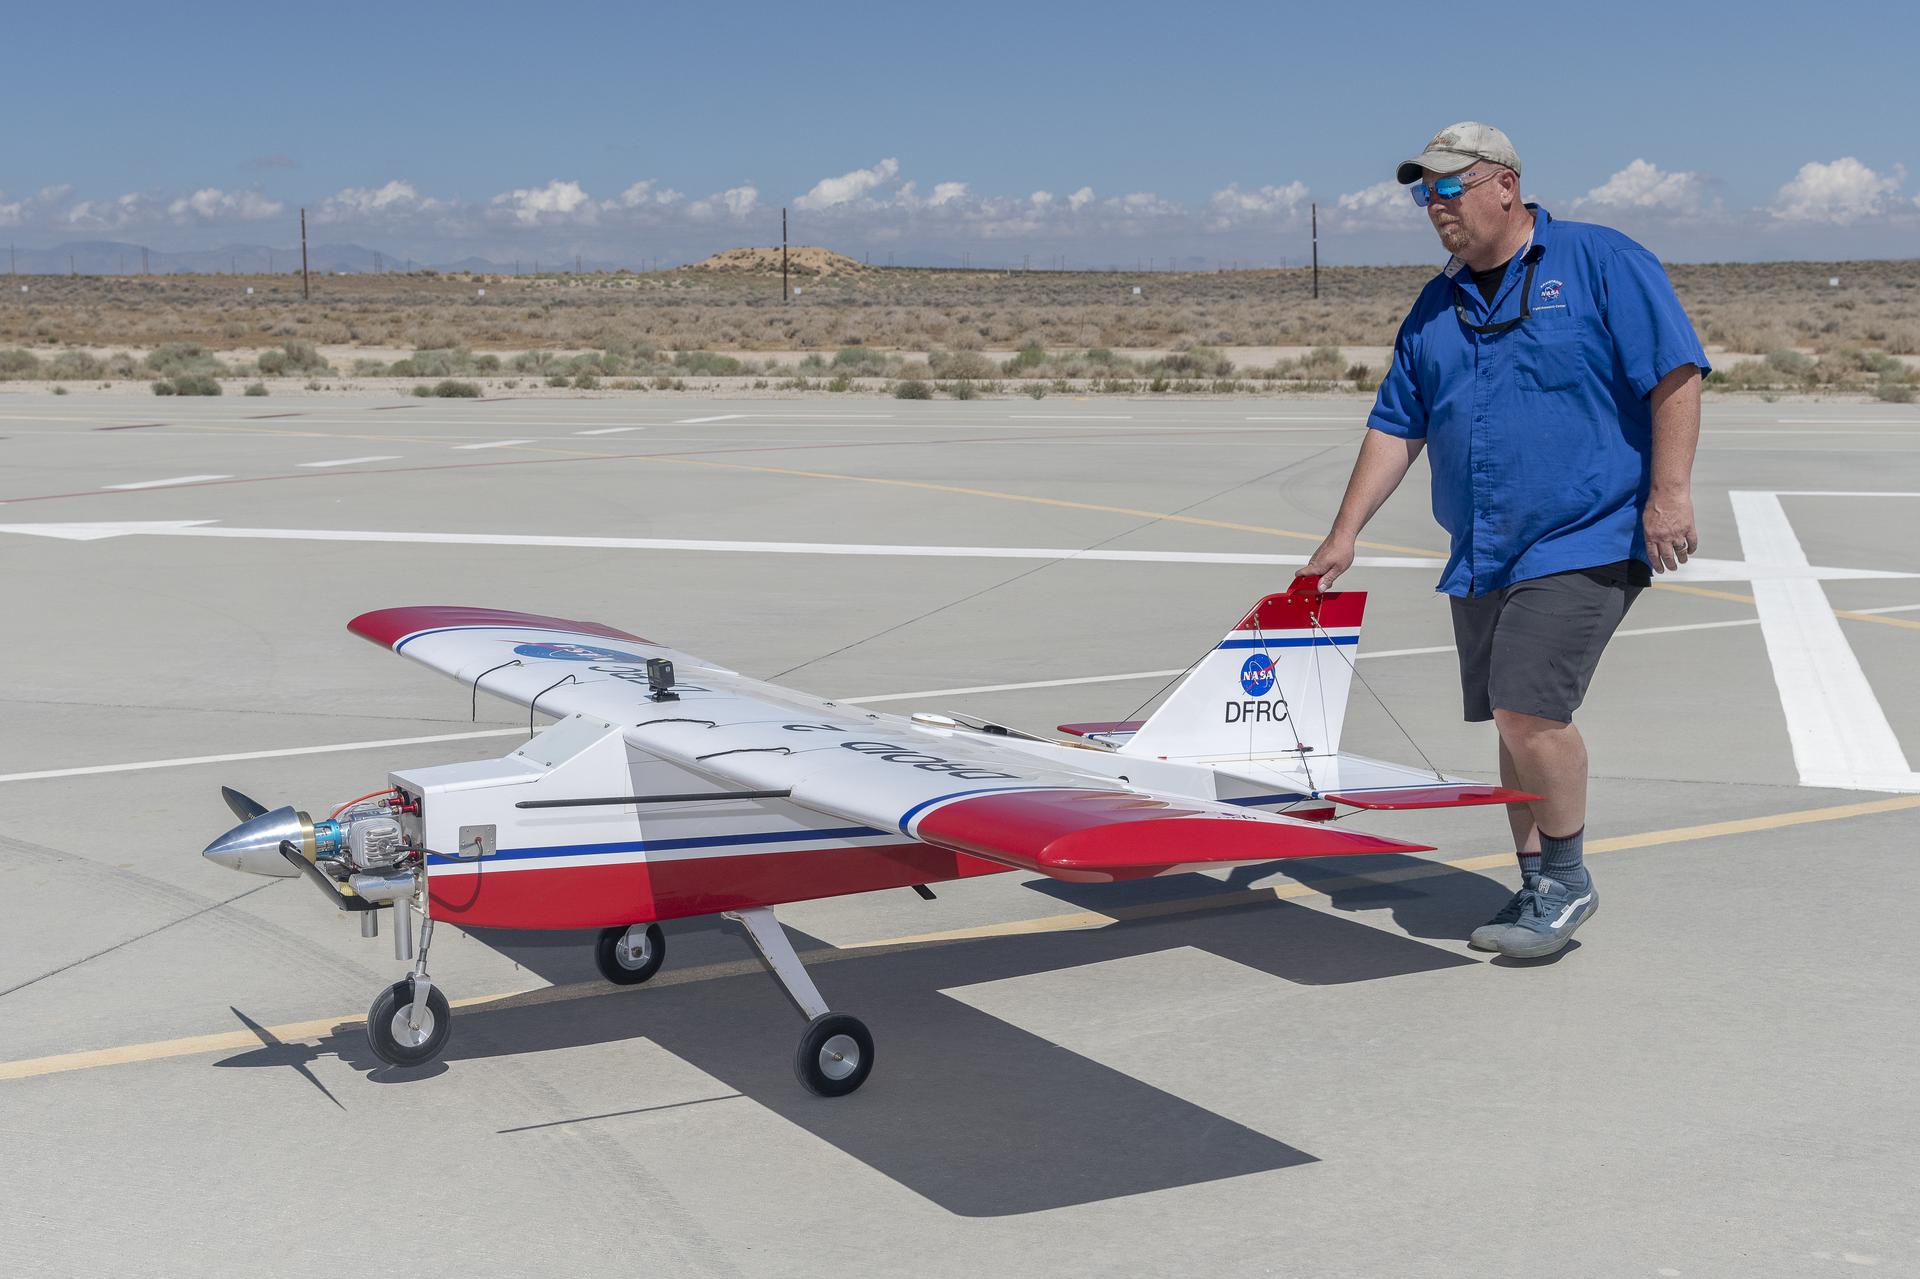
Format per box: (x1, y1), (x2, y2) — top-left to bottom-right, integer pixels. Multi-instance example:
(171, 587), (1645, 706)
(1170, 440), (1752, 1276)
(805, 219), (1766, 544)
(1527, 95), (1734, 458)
(1303, 122), (1707, 959)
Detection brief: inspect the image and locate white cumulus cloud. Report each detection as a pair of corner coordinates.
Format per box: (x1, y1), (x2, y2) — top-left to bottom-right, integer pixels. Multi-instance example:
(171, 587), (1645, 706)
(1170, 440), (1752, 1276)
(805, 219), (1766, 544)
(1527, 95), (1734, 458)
(794, 158), (900, 210)
(1068, 186), (1094, 211)
(614, 179), (683, 209)
(1327, 180), (1421, 231)
(488, 179), (597, 226)
(687, 183), (759, 221)
(168, 187), (284, 222)
(1208, 181), (1310, 222)
(1577, 159), (1713, 213)
(315, 180), (443, 224)
(1771, 157), (1903, 224)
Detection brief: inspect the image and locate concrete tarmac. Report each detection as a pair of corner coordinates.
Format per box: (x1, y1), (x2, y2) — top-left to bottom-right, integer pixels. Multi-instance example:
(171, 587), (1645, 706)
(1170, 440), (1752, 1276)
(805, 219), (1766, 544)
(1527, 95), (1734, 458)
(1, 391), (1916, 1276)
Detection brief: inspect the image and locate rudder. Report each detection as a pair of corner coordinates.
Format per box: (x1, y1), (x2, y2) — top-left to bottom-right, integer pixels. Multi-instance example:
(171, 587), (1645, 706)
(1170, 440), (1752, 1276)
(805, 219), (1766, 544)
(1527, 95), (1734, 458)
(1120, 575), (1365, 761)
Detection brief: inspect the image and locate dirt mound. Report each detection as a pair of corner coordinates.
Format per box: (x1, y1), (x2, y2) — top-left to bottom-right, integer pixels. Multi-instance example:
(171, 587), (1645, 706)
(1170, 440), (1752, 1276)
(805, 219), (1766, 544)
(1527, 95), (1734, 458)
(686, 245), (868, 277)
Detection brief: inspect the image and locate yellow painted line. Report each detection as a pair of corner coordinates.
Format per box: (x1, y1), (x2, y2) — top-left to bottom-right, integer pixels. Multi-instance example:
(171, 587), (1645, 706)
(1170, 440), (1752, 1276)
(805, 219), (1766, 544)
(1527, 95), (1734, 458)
(644, 455), (1444, 556)
(1651, 582), (1757, 604)
(1653, 581), (1920, 630)
(153, 424), (1442, 556)
(1836, 608), (1920, 631)
(4, 792), (1917, 1085)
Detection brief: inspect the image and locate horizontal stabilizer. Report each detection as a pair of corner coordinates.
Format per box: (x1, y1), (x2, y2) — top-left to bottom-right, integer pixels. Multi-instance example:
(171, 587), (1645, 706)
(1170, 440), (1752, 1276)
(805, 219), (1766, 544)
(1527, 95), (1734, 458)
(1320, 784), (1539, 810)
(913, 788), (1430, 882)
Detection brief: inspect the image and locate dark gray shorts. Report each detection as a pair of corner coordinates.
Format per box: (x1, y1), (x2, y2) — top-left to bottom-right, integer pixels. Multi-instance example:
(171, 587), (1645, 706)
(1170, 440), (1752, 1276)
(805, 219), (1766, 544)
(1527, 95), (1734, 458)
(1449, 561), (1646, 723)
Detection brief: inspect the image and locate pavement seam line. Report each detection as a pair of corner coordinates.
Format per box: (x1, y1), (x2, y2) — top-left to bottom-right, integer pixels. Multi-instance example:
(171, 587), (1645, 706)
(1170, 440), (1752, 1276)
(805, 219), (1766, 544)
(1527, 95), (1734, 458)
(2, 791), (1915, 1084)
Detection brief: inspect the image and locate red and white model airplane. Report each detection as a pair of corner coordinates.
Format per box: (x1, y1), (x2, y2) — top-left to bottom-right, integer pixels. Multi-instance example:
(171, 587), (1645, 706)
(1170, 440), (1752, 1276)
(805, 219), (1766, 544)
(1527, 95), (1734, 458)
(202, 576), (1529, 1095)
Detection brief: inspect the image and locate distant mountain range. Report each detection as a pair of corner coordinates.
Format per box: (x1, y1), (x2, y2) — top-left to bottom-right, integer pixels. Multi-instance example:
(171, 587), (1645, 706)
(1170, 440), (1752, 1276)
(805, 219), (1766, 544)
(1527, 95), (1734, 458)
(0, 240), (636, 276)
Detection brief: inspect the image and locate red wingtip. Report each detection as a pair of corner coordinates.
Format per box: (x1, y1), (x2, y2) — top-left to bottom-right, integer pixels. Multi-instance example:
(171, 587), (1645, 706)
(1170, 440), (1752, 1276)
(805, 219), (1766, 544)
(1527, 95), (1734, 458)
(347, 606), (649, 650)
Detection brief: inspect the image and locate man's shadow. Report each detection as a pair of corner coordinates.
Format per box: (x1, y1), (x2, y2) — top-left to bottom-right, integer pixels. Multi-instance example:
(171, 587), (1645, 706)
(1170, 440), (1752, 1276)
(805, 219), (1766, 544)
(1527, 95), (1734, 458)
(217, 892), (1474, 1217)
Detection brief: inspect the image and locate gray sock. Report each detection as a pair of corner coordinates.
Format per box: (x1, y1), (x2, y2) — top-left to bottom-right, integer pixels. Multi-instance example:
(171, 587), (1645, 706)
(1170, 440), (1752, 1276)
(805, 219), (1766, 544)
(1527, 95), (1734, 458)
(1518, 849), (1542, 881)
(1540, 827), (1588, 890)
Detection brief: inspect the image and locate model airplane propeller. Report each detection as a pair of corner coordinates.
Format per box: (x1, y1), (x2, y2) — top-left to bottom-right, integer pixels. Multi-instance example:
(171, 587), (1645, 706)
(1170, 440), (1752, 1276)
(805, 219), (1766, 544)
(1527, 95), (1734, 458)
(201, 576), (1532, 1095)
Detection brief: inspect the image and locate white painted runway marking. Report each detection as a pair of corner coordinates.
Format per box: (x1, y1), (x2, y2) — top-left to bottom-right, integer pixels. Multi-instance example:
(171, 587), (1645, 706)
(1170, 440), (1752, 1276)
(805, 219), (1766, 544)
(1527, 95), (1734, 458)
(1007, 414), (1133, 420)
(1705, 429), (1919, 437)
(1731, 490), (1916, 793)
(574, 426), (645, 435)
(101, 475), (230, 490)
(0, 728), (529, 784)
(2, 521), (1908, 583)
(675, 414), (749, 424)
(1769, 490), (1920, 498)
(297, 455), (400, 468)
(0, 614), (1775, 785)
(451, 439), (534, 450)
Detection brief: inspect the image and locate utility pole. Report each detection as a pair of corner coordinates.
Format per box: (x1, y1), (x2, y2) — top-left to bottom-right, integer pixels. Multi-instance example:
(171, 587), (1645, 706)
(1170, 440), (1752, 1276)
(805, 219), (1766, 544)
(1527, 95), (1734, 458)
(781, 207), (789, 302)
(69, 253), (75, 276)
(142, 246), (149, 275)
(300, 208), (310, 299)
(1311, 203), (1319, 300)
(575, 253), (582, 274)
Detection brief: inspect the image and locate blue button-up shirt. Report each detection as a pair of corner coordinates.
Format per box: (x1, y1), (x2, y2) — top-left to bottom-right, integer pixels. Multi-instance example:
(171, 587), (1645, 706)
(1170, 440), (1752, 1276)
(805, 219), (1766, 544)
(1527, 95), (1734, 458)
(1368, 206), (1709, 596)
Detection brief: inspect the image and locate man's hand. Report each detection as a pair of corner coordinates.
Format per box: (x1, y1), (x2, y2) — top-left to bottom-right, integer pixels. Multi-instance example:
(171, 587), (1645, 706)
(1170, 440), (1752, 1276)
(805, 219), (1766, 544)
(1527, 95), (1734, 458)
(1644, 490), (1697, 573)
(1302, 533), (1357, 589)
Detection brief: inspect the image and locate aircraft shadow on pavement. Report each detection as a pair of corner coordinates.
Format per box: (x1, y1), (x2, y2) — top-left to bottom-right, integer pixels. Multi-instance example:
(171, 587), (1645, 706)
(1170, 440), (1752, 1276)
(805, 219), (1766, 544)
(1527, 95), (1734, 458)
(222, 896), (1472, 1217)
(1026, 854), (1521, 945)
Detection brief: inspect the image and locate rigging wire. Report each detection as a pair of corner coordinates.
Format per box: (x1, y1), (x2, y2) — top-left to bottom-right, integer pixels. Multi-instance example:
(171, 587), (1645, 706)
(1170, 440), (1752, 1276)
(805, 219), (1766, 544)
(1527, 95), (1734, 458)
(1308, 602), (1447, 781)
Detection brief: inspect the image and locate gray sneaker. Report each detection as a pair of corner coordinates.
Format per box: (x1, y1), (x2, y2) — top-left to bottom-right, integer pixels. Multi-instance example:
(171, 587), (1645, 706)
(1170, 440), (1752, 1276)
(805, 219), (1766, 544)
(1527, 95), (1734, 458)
(1468, 881), (1535, 951)
(1487, 874), (1599, 959)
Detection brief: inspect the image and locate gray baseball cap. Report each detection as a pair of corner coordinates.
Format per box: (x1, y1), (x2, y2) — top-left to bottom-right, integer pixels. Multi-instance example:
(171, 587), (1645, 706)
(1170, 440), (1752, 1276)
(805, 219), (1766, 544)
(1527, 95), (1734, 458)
(1396, 122), (1522, 185)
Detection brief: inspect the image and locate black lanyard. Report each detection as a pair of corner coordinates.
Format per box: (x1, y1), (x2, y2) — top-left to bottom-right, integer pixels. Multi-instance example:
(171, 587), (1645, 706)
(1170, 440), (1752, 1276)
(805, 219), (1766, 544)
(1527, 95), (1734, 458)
(1456, 257), (1538, 336)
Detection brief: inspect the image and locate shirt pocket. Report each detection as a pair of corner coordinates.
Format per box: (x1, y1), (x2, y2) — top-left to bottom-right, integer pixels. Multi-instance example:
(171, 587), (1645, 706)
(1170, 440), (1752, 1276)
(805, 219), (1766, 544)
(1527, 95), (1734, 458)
(1512, 330), (1586, 393)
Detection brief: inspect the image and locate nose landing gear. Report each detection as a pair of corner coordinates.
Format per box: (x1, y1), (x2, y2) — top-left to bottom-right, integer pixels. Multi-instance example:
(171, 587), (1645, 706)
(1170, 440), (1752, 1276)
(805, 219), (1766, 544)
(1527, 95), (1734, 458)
(366, 915), (451, 1067)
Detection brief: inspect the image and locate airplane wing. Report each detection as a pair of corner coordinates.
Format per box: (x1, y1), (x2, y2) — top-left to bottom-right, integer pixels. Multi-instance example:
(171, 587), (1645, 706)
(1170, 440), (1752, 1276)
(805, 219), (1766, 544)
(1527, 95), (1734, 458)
(349, 606), (1432, 881)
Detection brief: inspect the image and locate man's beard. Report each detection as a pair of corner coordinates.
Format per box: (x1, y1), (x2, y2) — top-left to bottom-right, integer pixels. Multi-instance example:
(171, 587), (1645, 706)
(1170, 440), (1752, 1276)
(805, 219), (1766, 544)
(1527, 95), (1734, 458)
(1436, 221), (1470, 254)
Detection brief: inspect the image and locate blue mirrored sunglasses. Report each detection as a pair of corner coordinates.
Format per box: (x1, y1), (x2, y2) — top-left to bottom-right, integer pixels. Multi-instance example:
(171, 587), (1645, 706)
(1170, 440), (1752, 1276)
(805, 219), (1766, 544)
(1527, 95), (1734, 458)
(1409, 172), (1483, 207)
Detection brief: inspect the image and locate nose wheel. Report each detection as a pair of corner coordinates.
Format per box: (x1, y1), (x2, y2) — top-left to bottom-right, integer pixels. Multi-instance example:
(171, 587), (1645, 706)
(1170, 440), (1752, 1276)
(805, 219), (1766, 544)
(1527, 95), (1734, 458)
(365, 914), (452, 1068)
(367, 976), (451, 1067)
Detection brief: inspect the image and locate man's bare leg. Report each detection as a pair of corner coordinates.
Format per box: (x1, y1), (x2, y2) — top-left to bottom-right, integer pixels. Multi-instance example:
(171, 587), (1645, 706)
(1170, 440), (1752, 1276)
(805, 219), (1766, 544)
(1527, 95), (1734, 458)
(1492, 710), (1588, 842)
(1499, 738), (1541, 867)
(1470, 709), (1600, 957)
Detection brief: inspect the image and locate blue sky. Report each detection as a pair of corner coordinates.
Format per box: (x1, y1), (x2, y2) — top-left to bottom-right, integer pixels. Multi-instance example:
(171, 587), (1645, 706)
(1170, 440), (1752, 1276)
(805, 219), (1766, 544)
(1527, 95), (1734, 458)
(4, 0), (1916, 266)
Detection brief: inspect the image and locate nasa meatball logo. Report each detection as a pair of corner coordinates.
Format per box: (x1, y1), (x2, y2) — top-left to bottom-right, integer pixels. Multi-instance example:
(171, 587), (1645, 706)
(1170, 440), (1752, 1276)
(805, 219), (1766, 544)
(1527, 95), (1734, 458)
(1539, 279), (1564, 301)
(1238, 654), (1276, 697)
(513, 641), (649, 662)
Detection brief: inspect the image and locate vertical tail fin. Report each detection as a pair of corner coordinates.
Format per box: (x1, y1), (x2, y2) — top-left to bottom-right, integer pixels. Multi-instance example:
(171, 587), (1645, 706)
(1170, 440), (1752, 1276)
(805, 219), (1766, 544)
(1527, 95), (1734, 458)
(1120, 576), (1365, 761)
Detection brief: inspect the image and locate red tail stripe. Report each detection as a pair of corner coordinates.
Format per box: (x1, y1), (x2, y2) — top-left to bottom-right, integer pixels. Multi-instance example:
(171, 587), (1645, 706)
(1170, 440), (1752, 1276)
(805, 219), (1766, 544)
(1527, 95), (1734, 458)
(1235, 588), (1366, 632)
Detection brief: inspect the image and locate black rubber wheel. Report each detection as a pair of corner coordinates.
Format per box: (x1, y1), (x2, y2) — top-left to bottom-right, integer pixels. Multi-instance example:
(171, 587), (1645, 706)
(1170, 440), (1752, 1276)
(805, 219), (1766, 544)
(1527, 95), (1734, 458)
(793, 1013), (874, 1097)
(366, 977), (452, 1067)
(594, 922), (666, 985)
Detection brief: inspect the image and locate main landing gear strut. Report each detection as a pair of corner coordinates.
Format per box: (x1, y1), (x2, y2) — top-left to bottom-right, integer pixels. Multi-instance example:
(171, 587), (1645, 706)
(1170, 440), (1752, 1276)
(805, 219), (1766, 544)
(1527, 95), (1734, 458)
(725, 906), (874, 1097)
